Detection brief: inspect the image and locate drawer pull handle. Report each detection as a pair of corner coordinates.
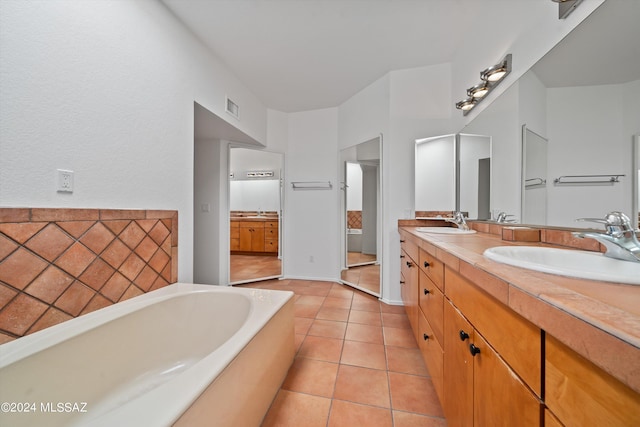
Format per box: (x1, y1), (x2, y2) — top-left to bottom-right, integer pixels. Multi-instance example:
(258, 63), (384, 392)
(400, 239), (406, 243)
(406, 261), (413, 268)
(424, 261), (430, 268)
(469, 344), (481, 356)
(400, 280), (405, 284)
(423, 288), (430, 295)
(423, 333), (429, 341)
(400, 255), (405, 259)
(459, 330), (470, 341)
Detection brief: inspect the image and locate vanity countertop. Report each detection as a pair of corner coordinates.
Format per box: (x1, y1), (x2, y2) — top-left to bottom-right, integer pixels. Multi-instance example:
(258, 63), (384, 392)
(230, 216), (278, 222)
(399, 224), (640, 393)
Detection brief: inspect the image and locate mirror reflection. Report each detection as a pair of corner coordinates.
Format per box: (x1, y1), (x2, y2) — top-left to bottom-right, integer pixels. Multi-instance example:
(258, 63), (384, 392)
(415, 133), (491, 220)
(229, 148), (283, 283)
(462, 0), (640, 228)
(340, 137), (381, 297)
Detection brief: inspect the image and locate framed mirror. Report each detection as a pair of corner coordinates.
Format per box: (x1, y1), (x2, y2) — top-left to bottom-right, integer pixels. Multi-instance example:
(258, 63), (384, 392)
(461, 0), (640, 228)
(340, 136), (382, 297)
(414, 133), (491, 220)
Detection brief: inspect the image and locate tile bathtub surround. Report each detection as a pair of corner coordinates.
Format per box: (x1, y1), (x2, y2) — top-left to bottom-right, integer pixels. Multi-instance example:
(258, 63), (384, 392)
(0, 208), (178, 343)
(241, 279), (447, 427)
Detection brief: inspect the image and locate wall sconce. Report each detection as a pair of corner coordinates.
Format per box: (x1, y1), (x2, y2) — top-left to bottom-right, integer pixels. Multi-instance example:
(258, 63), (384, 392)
(455, 54), (512, 116)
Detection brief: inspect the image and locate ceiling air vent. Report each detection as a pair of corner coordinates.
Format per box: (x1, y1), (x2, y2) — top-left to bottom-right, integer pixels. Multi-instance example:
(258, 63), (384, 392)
(225, 96), (239, 119)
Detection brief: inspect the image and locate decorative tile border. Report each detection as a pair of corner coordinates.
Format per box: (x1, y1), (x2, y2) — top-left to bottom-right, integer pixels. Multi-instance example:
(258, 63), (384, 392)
(0, 208), (178, 344)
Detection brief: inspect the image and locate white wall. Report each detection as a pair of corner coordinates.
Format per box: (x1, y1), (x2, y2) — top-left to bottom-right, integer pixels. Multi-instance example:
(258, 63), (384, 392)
(193, 139), (227, 284)
(546, 81), (637, 226)
(0, 0), (268, 282)
(0, 0), (603, 293)
(285, 108), (339, 281)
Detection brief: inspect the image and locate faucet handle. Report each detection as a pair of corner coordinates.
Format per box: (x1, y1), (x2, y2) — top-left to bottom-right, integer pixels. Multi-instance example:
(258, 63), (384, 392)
(576, 211), (634, 236)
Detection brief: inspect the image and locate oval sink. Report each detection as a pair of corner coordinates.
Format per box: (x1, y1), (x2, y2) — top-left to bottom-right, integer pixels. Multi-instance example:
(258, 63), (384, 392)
(483, 246), (640, 285)
(416, 227), (477, 235)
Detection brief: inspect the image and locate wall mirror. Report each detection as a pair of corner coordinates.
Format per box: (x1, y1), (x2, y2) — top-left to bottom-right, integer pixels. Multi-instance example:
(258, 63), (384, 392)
(229, 147), (283, 284)
(461, 0), (640, 228)
(340, 136), (382, 297)
(415, 133), (491, 220)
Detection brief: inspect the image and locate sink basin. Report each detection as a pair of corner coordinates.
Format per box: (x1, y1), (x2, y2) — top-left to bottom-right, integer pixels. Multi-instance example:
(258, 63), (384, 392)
(483, 246), (640, 285)
(416, 227), (476, 235)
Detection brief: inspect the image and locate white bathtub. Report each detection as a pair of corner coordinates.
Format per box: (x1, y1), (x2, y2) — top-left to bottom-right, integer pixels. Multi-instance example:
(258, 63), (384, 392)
(347, 228), (362, 252)
(0, 283), (295, 427)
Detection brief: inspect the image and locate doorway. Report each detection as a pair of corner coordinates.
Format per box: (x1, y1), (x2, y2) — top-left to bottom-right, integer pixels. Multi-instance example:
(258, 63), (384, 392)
(229, 147), (284, 284)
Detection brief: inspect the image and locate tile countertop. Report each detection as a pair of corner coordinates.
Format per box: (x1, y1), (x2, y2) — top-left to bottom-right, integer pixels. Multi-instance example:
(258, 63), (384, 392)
(230, 216), (278, 222)
(398, 224), (640, 394)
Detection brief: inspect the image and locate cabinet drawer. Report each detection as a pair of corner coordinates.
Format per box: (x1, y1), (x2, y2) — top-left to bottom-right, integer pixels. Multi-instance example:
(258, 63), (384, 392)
(446, 267), (542, 397)
(230, 227), (240, 239)
(418, 309), (444, 406)
(418, 270), (444, 345)
(240, 221), (264, 228)
(265, 221), (278, 229)
(400, 233), (419, 263)
(265, 238), (278, 252)
(265, 227), (278, 237)
(419, 248), (443, 291)
(546, 335), (640, 427)
(230, 238), (240, 251)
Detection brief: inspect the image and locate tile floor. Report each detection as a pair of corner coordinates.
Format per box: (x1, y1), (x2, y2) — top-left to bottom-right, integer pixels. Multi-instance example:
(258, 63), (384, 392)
(240, 279), (446, 427)
(229, 254), (282, 283)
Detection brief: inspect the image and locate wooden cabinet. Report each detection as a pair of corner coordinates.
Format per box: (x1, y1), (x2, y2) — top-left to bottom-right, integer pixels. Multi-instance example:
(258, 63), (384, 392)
(444, 300), (542, 427)
(399, 226), (640, 427)
(230, 221), (240, 251)
(400, 241), (419, 333)
(445, 268), (542, 397)
(264, 221), (279, 253)
(230, 219), (279, 254)
(545, 335), (640, 427)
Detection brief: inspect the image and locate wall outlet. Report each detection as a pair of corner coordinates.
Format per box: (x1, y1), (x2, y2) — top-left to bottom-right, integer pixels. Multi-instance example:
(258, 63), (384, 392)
(57, 169), (74, 193)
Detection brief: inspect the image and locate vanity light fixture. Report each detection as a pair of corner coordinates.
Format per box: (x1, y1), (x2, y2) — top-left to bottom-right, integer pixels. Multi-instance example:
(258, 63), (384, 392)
(551, 0), (583, 20)
(456, 98), (476, 111)
(467, 82), (490, 98)
(456, 54), (511, 116)
(480, 60), (509, 82)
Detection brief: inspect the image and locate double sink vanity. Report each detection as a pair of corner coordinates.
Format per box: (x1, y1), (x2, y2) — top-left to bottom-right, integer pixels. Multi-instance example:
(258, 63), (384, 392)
(399, 219), (639, 426)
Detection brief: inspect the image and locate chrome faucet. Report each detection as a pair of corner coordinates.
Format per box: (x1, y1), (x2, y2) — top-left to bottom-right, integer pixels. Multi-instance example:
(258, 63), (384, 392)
(572, 211), (640, 263)
(445, 211), (470, 231)
(495, 212), (515, 223)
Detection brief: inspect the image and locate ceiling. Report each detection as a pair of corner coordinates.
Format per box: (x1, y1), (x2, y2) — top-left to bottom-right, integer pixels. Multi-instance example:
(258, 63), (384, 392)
(162, 0), (556, 113)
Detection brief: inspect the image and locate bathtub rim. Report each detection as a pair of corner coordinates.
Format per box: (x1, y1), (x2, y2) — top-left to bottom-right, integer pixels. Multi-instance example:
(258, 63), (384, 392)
(0, 283), (294, 426)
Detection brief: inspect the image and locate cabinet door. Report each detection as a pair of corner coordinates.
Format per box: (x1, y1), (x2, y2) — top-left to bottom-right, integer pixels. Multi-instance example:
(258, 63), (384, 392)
(239, 227), (253, 251)
(473, 332), (541, 427)
(546, 335), (640, 427)
(251, 226), (265, 251)
(444, 300), (474, 427)
(419, 270), (444, 345)
(400, 251), (419, 333)
(418, 308), (444, 406)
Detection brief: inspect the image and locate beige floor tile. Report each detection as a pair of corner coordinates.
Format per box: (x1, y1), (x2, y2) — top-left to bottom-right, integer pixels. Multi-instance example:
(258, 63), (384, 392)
(308, 319), (347, 339)
(340, 340), (387, 370)
(281, 357), (339, 398)
(328, 400), (393, 427)
(344, 322), (384, 344)
(333, 365), (390, 408)
(261, 390), (331, 427)
(388, 372), (444, 417)
(392, 411), (447, 427)
(383, 326), (418, 348)
(386, 346), (429, 376)
(349, 309), (382, 326)
(298, 335), (344, 362)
